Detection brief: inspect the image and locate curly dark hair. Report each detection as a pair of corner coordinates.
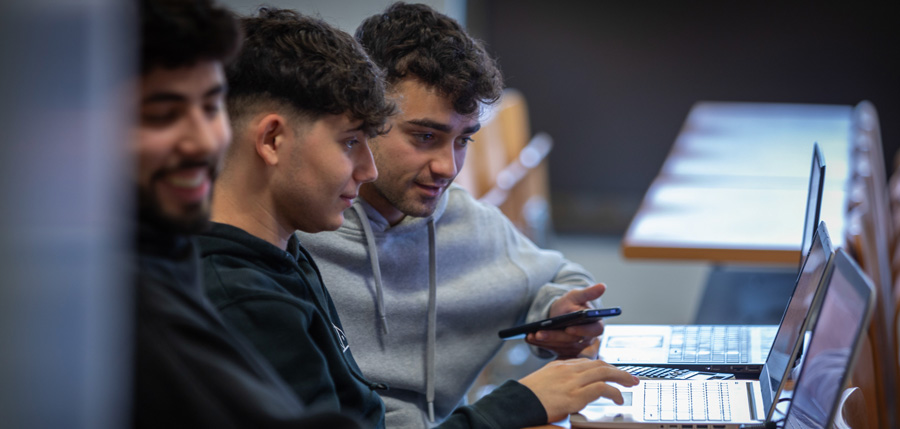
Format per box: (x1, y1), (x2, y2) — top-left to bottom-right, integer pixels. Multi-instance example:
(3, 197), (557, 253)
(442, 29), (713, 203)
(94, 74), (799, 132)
(140, 0), (242, 74)
(226, 8), (395, 137)
(355, 2), (503, 116)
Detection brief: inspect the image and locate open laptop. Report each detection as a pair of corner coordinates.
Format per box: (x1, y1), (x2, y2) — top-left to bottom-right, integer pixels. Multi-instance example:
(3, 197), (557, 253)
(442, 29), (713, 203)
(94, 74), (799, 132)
(780, 249), (876, 428)
(571, 247), (874, 428)
(600, 144), (826, 378)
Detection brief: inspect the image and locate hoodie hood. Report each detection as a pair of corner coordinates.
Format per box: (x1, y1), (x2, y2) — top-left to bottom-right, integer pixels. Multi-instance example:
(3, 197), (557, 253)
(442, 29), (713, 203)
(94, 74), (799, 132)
(341, 185), (451, 234)
(197, 222), (302, 265)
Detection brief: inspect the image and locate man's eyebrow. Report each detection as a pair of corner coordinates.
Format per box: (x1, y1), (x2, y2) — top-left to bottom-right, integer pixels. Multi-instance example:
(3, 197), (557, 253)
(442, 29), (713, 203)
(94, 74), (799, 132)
(346, 123), (366, 133)
(406, 119), (481, 135)
(204, 84), (227, 98)
(406, 119), (451, 133)
(142, 84), (227, 104)
(142, 92), (187, 104)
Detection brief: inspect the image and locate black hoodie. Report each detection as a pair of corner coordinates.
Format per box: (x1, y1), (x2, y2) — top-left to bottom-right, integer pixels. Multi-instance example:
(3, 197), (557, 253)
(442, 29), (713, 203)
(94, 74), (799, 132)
(196, 222), (386, 428)
(133, 222), (358, 428)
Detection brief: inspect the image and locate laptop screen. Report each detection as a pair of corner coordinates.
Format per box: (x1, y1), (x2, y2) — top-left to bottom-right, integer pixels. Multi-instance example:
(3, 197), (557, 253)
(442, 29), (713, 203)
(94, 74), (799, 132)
(783, 250), (873, 428)
(759, 222), (833, 415)
(799, 143), (825, 268)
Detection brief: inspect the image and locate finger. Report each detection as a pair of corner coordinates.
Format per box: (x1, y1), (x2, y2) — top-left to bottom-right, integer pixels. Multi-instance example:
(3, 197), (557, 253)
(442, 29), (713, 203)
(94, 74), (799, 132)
(564, 283), (607, 306)
(529, 335), (599, 359)
(583, 365), (641, 387)
(558, 357), (618, 372)
(532, 329), (583, 343)
(564, 320), (605, 337)
(554, 348), (592, 359)
(528, 341), (588, 356)
(577, 340), (601, 359)
(579, 381), (627, 405)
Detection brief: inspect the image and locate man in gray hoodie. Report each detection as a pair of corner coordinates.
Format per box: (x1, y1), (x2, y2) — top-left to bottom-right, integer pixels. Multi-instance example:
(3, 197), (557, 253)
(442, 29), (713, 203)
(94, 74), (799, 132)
(297, 2), (618, 427)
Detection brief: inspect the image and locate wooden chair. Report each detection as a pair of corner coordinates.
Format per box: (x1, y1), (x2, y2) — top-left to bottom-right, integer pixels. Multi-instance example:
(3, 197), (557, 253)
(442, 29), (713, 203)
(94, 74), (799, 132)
(843, 101), (898, 428)
(456, 89), (554, 245)
(832, 386), (871, 429)
(454, 101), (508, 199)
(848, 330), (881, 428)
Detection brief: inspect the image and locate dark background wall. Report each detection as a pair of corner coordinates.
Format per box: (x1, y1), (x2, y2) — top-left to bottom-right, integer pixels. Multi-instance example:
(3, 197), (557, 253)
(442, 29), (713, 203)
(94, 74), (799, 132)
(468, 1), (900, 234)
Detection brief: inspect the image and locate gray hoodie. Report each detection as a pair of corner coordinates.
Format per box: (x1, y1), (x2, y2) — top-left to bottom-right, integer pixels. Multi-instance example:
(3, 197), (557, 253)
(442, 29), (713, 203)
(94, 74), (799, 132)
(297, 185), (597, 428)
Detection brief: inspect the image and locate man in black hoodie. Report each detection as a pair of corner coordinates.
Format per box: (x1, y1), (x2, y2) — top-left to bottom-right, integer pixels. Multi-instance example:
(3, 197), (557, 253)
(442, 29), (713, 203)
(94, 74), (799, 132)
(132, 0), (356, 427)
(196, 8), (393, 427)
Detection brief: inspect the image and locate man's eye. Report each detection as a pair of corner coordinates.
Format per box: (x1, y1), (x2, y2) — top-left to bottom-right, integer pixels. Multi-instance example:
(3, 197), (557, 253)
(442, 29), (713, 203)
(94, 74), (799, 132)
(203, 102), (222, 117)
(141, 111), (178, 126)
(345, 138), (360, 149)
(415, 133), (435, 142)
(459, 137), (474, 147)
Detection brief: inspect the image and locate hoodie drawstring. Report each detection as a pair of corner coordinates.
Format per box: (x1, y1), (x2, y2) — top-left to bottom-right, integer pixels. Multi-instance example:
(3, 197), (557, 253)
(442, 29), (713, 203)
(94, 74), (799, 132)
(426, 217), (437, 423)
(353, 203), (389, 335)
(353, 202), (438, 422)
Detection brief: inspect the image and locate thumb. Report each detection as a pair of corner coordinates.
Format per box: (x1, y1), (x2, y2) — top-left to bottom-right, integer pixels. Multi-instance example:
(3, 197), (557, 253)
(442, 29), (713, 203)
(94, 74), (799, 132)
(566, 283), (606, 305)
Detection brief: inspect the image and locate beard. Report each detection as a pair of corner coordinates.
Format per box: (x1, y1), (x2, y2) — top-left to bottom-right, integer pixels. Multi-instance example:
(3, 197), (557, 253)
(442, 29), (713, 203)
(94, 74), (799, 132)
(136, 162), (216, 234)
(371, 179), (441, 219)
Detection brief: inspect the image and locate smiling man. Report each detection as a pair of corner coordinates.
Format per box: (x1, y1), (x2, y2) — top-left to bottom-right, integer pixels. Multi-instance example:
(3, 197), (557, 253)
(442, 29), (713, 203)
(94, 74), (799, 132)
(136, 63), (225, 231)
(296, 2), (625, 427)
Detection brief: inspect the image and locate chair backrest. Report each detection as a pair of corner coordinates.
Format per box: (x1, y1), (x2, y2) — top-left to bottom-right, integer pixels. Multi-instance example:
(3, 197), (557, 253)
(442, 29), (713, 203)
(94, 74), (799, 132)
(454, 100), (507, 198)
(848, 330), (881, 428)
(831, 386), (871, 429)
(843, 101), (897, 429)
(457, 89), (536, 199)
(454, 89), (554, 245)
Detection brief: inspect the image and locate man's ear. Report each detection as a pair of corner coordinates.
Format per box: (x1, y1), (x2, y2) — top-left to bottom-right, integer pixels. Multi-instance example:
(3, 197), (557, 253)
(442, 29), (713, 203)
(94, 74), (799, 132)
(254, 113), (290, 166)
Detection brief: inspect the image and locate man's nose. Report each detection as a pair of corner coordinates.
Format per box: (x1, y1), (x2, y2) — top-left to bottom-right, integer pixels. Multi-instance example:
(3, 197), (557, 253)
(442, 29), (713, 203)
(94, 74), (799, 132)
(430, 144), (459, 179)
(354, 142), (378, 184)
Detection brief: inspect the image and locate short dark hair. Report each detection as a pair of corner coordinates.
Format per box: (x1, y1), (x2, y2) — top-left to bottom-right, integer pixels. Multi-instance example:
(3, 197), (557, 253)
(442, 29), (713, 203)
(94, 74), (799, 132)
(355, 2), (503, 116)
(140, 0), (242, 74)
(226, 8), (395, 137)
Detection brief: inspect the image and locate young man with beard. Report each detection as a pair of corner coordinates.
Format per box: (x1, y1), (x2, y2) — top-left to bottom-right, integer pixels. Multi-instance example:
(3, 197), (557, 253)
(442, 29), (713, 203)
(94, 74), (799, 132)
(198, 6), (637, 429)
(133, 1), (355, 427)
(297, 3), (626, 427)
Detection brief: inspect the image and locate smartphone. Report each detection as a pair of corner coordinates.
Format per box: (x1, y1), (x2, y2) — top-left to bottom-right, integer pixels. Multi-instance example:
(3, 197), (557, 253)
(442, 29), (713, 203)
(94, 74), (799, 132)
(498, 307), (622, 339)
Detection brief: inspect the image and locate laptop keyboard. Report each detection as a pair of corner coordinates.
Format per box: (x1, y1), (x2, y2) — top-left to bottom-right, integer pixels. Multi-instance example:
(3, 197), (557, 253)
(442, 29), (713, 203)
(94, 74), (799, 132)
(666, 326), (771, 364)
(643, 381), (732, 421)
(617, 365), (735, 380)
(621, 366), (695, 379)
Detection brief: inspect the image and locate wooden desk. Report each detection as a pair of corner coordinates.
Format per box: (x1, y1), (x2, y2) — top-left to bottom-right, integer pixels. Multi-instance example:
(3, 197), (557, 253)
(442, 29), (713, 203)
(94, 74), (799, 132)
(622, 102), (853, 264)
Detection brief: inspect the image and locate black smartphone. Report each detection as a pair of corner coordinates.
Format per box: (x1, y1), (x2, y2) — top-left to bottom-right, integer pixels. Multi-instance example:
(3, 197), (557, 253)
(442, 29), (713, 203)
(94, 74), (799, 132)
(498, 307), (622, 339)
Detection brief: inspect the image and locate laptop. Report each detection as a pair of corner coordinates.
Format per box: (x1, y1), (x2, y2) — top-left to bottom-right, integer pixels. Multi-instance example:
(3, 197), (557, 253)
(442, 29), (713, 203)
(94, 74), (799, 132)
(780, 249), (876, 428)
(600, 144), (826, 378)
(571, 247), (874, 428)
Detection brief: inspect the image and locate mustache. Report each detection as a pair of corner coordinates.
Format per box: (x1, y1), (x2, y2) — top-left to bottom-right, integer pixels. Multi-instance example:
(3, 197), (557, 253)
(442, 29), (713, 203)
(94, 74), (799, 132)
(150, 159), (218, 182)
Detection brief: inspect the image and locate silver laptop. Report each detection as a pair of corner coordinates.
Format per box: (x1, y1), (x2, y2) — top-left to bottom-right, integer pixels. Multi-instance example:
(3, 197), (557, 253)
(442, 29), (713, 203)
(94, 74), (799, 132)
(571, 247), (874, 428)
(600, 144), (826, 377)
(780, 249), (876, 428)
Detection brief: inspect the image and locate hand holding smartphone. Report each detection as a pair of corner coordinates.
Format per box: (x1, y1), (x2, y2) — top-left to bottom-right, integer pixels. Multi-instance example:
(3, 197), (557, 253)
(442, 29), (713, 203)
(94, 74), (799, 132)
(498, 307), (621, 339)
